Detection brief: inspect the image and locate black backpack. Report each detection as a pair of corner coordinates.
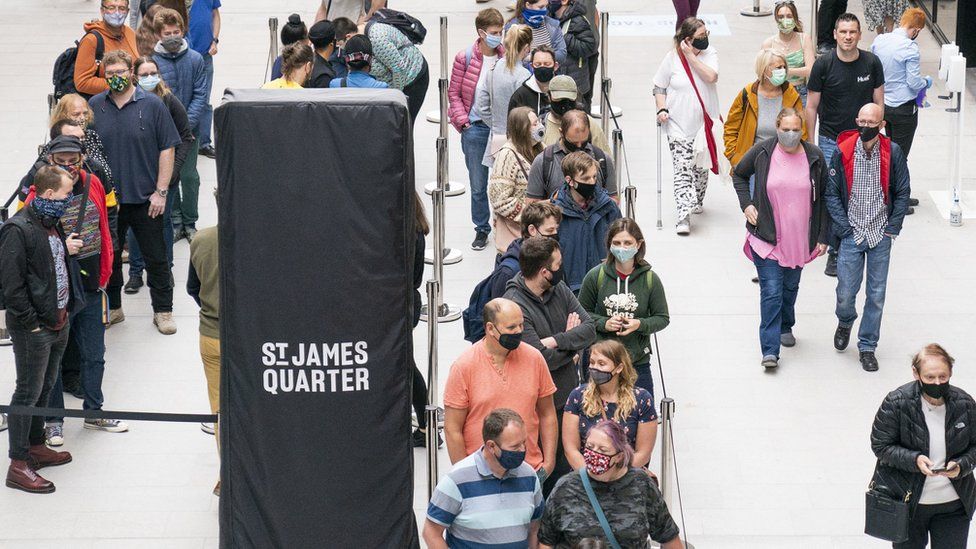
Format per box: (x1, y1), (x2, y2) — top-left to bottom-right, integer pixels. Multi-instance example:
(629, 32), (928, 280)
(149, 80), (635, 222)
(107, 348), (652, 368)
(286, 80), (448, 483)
(543, 145), (610, 189)
(366, 9), (427, 45)
(461, 255), (520, 343)
(53, 30), (105, 101)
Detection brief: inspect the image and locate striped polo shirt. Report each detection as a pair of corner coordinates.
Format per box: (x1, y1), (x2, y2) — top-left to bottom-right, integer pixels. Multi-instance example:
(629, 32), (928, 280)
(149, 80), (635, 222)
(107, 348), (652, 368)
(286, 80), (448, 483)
(427, 448), (544, 548)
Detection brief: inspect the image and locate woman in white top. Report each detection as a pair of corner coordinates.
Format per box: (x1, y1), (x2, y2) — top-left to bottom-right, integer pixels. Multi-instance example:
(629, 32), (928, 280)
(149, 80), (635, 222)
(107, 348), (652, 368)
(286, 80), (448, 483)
(477, 25), (533, 168)
(652, 18), (720, 236)
(869, 344), (976, 548)
(760, 1), (815, 106)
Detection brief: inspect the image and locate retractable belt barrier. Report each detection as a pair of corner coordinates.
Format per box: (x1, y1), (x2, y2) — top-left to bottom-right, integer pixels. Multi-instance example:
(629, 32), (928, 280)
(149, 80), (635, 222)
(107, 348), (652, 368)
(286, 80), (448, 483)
(0, 404), (216, 423)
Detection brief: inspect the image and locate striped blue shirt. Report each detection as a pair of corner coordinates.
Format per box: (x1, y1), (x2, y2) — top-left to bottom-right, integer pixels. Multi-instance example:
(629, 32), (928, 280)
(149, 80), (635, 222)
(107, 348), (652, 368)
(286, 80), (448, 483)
(427, 448), (544, 548)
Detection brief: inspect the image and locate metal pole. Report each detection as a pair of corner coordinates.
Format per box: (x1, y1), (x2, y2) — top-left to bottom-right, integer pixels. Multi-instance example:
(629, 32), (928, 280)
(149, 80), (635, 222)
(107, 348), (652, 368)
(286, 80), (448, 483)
(809, 0), (818, 50)
(740, 0), (772, 17)
(265, 17), (279, 83)
(425, 279), (441, 500)
(425, 16), (465, 197)
(599, 13), (610, 136)
(659, 398), (675, 506)
(421, 138), (463, 322)
(612, 130), (633, 219)
(656, 124), (663, 230)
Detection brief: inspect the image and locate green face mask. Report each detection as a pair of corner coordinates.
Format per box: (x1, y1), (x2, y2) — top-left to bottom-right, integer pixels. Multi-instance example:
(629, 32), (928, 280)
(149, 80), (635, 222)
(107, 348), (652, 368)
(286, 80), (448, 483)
(777, 17), (795, 32)
(106, 74), (129, 92)
(769, 68), (788, 86)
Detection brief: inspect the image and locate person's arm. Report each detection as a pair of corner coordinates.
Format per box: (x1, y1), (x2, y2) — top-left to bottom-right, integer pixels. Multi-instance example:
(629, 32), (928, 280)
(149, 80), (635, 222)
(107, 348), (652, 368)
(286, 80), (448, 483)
(563, 16), (597, 61)
(561, 410), (584, 470)
(792, 93), (809, 142)
(884, 143), (912, 236)
(157, 148), (175, 194)
(823, 153), (853, 238)
(529, 521), (541, 549)
(549, 21), (568, 65)
(421, 520), (449, 549)
(723, 88), (746, 163)
(600, 152), (617, 196)
(873, 85), (885, 111)
(551, 290), (596, 351)
(361, 0), (385, 23)
(0, 227), (39, 331)
(633, 418), (657, 468)
(444, 406), (469, 464)
(187, 57), (209, 129)
(209, 8), (221, 56)
(804, 91), (821, 138)
(165, 96), (194, 180)
(577, 268), (612, 334)
(187, 259), (202, 307)
(74, 32), (110, 96)
(488, 152), (528, 220)
(903, 46), (927, 94)
(635, 273), (670, 335)
(371, 26), (412, 89)
(90, 179), (114, 288)
(525, 155), (547, 200)
(871, 394), (923, 472)
(447, 51), (470, 131)
(537, 395), (558, 475)
(507, 296), (573, 365)
(681, 43), (718, 83)
(315, 0), (328, 22)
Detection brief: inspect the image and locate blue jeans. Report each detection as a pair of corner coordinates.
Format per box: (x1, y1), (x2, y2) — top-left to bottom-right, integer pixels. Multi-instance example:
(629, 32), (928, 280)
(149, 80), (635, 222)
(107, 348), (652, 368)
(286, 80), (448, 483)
(835, 235), (892, 352)
(197, 54), (214, 148)
(129, 191), (176, 277)
(819, 134), (838, 169)
(752, 252), (803, 357)
(633, 363), (656, 411)
(461, 121), (491, 234)
(47, 291), (107, 423)
(795, 84), (808, 107)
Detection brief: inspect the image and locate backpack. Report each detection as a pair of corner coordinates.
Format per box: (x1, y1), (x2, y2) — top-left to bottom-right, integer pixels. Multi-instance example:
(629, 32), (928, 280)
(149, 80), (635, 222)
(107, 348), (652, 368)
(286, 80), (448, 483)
(596, 266), (654, 292)
(543, 145), (609, 189)
(461, 255), (520, 343)
(366, 9), (428, 45)
(53, 30), (105, 101)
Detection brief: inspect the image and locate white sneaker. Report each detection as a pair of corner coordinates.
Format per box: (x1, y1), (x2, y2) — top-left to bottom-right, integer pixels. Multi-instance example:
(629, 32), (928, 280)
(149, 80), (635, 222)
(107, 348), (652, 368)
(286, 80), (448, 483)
(153, 312), (177, 335)
(0, 413), (7, 432)
(200, 422), (216, 435)
(45, 423), (64, 446)
(84, 418), (129, 433)
(675, 218), (691, 235)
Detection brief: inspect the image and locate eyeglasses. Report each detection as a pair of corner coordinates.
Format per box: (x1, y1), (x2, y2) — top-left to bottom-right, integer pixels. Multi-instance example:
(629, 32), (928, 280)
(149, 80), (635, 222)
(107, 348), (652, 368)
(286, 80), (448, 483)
(105, 69), (129, 77)
(101, 5), (129, 13)
(856, 119), (881, 127)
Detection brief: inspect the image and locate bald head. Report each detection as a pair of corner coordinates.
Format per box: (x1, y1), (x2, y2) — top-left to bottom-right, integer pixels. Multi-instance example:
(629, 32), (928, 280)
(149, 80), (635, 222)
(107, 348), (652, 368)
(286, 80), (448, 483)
(483, 298), (522, 328)
(858, 103), (883, 124)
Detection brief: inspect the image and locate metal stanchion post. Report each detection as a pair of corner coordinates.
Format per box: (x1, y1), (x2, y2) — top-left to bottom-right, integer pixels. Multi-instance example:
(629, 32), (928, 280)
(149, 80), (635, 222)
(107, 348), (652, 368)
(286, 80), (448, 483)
(592, 14), (622, 127)
(425, 279), (441, 499)
(656, 124), (663, 230)
(612, 130), (634, 219)
(659, 398), (675, 505)
(265, 17), (279, 83)
(740, 0), (772, 17)
(421, 137), (463, 322)
(425, 16), (466, 197)
(809, 0), (818, 48)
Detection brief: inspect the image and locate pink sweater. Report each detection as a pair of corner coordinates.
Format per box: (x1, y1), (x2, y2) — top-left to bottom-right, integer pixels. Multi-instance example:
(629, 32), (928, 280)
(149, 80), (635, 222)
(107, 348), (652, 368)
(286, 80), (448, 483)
(448, 39), (505, 131)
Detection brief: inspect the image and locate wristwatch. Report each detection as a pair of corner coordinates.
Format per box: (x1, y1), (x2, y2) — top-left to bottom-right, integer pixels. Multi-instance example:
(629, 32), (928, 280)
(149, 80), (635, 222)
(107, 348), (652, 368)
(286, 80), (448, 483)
(212, 37), (219, 44)
(156, 188), (169, 198)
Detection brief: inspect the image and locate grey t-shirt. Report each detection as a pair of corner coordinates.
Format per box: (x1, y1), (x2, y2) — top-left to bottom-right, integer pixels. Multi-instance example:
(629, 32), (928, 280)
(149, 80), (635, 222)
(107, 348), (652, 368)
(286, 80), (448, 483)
(324, 0), (365, 22)
(755, 94), (781, 144)
(526, 142), (617, 200)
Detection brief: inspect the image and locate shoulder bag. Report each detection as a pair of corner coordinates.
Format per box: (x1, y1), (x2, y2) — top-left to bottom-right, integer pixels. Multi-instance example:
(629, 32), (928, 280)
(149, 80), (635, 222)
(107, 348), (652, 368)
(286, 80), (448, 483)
(578, 468), (623, 549)
(864, 481), (911, 543)
(676, 50), (728, 178)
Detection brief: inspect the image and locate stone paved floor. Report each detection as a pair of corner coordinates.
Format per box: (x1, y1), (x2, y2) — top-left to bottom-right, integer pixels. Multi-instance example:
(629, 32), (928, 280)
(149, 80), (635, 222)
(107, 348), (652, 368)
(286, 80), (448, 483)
(0, 0), (974, 547)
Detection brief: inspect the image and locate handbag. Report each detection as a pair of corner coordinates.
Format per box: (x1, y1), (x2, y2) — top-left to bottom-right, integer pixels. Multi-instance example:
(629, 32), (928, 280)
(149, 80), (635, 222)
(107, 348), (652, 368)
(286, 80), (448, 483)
(676, 50), (728, 177)
(864, 481), (912, 543)
(578, 468), (623, 549)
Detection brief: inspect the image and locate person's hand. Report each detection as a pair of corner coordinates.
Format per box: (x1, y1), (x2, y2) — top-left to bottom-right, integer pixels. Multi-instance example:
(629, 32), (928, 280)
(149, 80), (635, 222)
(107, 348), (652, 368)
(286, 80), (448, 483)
(815, 243), (828, 257)
(566, 312), (581, 330)
(744, 205), (759, 226)
(679, 38), (695, 57)
(605, 317), (622, 332)
(656, 111), (669, 125)
(149, 191), (166, 218)
(917, 455), (936, 476)
(209, 41), (219, 56)
(944, 461), (961, 479)
(617, 318), (640, 337)
(65, 233), (83, 256)
(30, 327), (42, 333)
(540, 337), (558, 349)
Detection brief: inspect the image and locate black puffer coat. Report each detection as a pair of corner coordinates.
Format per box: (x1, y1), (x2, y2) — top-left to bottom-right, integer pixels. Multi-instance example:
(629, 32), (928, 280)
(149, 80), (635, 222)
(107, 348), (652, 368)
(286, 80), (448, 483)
(870, 381), (976, 518)
(553, 0), (597, 97)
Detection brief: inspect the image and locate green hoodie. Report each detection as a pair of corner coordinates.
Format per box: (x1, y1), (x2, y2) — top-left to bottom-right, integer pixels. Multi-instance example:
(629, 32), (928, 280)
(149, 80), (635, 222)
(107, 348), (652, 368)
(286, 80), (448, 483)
(578, 261), (670, 365)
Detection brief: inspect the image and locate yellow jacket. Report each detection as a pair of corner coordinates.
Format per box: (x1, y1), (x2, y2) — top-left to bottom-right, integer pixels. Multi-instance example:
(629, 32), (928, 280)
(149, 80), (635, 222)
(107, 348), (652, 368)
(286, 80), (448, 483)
(723, 81), (807, 168)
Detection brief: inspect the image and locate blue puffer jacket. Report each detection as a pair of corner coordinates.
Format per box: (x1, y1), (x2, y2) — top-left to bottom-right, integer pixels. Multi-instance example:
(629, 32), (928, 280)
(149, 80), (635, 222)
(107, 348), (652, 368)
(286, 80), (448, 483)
(504, 16), (568, 65)
(153, 39), (207, 132)
(553, 185), (621, 292)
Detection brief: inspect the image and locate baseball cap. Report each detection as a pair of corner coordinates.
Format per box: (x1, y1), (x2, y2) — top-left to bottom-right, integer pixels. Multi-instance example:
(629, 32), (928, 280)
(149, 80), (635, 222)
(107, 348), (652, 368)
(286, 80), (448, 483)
(308, 20), (336, 49)
(548, 75), (578, 101)
(47, 135), (84, 155)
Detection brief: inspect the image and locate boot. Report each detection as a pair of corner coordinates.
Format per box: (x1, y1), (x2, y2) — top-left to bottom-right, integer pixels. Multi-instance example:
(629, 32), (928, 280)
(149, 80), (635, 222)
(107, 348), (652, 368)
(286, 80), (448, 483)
(6, 460), (55, 493)
(28, 444), (72, 470)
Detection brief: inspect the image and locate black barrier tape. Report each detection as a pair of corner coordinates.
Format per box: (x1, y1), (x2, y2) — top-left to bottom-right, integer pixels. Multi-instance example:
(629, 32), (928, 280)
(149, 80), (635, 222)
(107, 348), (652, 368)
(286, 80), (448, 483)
(0, 405), (216, 423)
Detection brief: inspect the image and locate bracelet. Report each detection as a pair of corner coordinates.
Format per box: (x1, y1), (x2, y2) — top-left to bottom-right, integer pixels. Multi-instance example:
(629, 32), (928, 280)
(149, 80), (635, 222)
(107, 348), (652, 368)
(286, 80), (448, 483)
(657, 108), (669, 115)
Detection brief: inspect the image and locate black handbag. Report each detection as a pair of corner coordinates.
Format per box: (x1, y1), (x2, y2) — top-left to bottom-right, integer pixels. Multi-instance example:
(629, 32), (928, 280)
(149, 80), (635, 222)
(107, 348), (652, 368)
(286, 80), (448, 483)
(864, 482), (912, 543)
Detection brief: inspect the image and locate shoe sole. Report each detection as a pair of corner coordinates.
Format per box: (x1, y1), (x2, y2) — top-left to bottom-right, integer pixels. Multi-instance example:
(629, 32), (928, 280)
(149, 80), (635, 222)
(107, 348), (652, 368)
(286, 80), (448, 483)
(5, 480), (55, 494)
(30, 455), (72, 470)
(123, 287), (142, 294)
(83, 424), (128, 433)
(201, 425), (216, 435)
(471, 245), (487, 251)
(781, 340), (796, 348)
(675, 228), (690, 236)
(46, 439), (64, 447)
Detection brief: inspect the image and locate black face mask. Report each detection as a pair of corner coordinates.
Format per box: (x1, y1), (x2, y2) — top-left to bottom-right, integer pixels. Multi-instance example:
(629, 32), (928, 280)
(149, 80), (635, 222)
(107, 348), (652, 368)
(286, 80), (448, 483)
(545, 265), (564, 288)
(534, 66), (555, 83)
(543, 231), (559, 242)
(495, 329), (522, 351)
(563, 139), (589, 153)
(858, 125), (881, 142)
(589, 369), (613, 385)
(572, 180), (596, 199)
(691, 37), (709, 50)
(920, 380), (949, 400)
(551, 99), (575, 116)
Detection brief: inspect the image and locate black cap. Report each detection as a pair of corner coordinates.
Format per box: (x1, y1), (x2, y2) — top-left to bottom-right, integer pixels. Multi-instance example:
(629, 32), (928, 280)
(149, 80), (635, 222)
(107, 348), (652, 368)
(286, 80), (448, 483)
(308, 20), (336, 49)
(343, 34), (373, 62)
(47, 135), (84, 155)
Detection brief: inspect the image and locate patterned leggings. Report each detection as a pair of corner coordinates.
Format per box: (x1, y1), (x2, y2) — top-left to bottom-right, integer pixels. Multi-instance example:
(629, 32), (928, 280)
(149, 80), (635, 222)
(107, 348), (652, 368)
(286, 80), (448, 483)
(668, 136), (709, 221)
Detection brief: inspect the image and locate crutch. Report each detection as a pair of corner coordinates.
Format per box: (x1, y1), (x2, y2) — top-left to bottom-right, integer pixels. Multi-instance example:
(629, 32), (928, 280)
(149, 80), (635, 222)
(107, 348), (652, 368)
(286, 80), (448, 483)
(656, 123), (663, 230)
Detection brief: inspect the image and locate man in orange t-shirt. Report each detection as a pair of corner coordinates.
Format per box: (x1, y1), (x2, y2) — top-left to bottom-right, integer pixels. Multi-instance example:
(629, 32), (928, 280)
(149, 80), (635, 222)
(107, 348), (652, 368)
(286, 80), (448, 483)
(444, 298), (559, 484)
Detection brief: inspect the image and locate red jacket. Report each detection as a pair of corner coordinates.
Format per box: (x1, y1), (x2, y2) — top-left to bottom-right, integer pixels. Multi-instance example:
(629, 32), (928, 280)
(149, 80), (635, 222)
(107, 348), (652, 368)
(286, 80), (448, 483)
(447, 39), (505, 131)
(26, 170), (113, 289)
(836, 129), (892, 204)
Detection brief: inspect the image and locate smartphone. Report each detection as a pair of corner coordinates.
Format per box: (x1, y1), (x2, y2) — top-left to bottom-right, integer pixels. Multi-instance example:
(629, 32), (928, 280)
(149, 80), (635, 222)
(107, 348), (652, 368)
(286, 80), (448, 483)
(930, 466), (947, 474)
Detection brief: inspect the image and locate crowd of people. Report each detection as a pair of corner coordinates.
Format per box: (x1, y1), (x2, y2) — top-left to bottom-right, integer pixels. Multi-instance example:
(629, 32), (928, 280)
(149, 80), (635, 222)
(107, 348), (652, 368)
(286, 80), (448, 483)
(0, 0), (971, 547)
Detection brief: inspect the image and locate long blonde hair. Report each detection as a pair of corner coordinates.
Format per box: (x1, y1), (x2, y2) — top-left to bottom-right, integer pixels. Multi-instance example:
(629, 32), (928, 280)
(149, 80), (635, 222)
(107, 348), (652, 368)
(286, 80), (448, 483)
(504, 25), (533, 71)
(50, 94), (93, 128)
(582, 340), (638, 422)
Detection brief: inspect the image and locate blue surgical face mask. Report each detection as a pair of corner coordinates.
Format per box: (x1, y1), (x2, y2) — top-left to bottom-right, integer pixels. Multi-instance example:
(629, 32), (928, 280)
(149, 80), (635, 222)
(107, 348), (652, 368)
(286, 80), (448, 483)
(523, 7), (548, 28)
(33, 195), (72, 219)
(104, 12), (127, 27)
(610, 245), (638, 262)
(482, 31), (503, 49)
(138, 74), (161, 91)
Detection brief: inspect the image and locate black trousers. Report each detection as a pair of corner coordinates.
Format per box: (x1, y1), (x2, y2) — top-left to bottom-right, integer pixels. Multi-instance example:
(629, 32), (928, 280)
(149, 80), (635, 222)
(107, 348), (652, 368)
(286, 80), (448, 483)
(894, 499), (970, 549)
(402, 59), (430, 130)
(7, 326), (69, 460)
(543, 408), (572, 498)
(817, 0), (849, 47)
(117, 201), (172, 312)
(884, 100), (919, 158)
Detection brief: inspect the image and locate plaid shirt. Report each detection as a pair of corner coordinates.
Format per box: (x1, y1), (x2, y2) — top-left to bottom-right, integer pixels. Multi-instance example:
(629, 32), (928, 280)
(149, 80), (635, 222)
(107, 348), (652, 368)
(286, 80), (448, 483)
(848, 139), (888, 247)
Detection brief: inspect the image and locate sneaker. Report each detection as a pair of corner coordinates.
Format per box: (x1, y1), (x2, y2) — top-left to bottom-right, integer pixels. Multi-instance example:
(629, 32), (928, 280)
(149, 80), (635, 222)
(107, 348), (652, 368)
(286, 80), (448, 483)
(199, 145), (216, 159)
(780, 332), (796, 347)
(153, 312), (177, 335)
(691, 204), (704, 214)
(173, 226), (185, 242)
(761, 355), (779, 370)
(44, 424), (64, 447)
(108, 308), (125, 326)
(471, 231), (489, 251)
(0, 413), (7, 432)
(834, 324), (851, 351)
(83, 418), (129, 433)
(411, 428), (443, 448)
(184, 226), (197, 243)
(0, 329), (11, 346)
(200, 422), (216, 435)
(751, 276), (759, 284)
(124, 274), (144, 294)
(909, 197), (920, 207)
(860, 351), (879, 372)
(675, 217), (691, 235)
(824, 253), (837, 277)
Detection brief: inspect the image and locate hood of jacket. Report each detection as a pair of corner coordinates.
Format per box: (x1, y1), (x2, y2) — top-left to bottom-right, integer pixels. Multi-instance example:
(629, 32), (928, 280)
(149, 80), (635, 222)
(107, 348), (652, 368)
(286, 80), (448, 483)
(505, 271), (554, 306)
(553, 184), (615, 219)
(84, 19), (128, 40)
(154, 38), (190, 59)
(499, 238), (523, 266)
(525, 76), (543, 93)
(556, 0), (587, 22)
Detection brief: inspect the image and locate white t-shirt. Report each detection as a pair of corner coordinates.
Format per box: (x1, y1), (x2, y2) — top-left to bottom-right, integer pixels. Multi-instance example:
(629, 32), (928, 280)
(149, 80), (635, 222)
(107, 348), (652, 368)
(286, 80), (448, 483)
(919, 399), (960, 505)
(652, 47), (721, 140)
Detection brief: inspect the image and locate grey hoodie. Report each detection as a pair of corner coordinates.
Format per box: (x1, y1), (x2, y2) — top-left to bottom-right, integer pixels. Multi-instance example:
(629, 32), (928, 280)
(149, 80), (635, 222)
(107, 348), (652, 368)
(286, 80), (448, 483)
(503, 272), (596, 409)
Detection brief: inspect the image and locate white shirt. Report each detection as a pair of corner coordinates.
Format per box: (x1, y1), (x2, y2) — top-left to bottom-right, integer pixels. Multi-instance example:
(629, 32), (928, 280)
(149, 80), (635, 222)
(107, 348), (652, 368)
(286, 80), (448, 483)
(919, 399), (960, 504)
(652, 47), (721, 140)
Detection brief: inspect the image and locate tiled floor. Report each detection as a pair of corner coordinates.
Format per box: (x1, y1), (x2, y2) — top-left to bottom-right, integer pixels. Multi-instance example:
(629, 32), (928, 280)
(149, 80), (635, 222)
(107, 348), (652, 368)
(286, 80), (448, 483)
(1, 0), (974, 547)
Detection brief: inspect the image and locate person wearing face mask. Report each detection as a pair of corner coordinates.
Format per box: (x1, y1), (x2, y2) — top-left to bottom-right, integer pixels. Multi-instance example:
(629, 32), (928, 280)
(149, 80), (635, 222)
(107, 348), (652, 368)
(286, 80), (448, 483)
(264, 43), (315, 89)
(503, 236), (596, 494)
(488, 107), (545, 255)
(526, 110), (615, 203)
(542, 76), (608, 151)
(825, 103), (910, 372)
(508, 46), (559, 117)
(579, 218), (669, 395)
(540, 420), (683, 548)
(731, 108), (829, 370)
(74, 0), (140, 97)
(489, 202), (562, 300)
(869, 344), (976, 547)
(653, 18), (720, 235)
(761, 1), (816, 106)
(724, 50), (807, 173)
(329, 35), (388, 89)
(329, 17), (360, 79)
(563, 340), (657, 472)
(549, 0), (597, 113)
(478, 25), (533, 169)
(46, 96), (115, 195)
(424, 408), (545, 549)
(449, 8), (506, 251)
(0, 167), (80, 494)
(151, 9), (206, 244)
(444, 298), (559, 487)
(506, 0), (567, 66)
(551, 152), (621, 294)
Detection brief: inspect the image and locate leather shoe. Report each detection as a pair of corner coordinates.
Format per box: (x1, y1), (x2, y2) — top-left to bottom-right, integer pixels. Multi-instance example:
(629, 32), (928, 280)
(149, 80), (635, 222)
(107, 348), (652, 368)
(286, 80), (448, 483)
(905, 206), (915, 216)
(824, 253), (838, 277)
(834, 325), (851, 351)
(27, 444), (72, 470)
(6, 460), (54, 493)
(860, 351), (879, 372)
(909, 197), (920, 207)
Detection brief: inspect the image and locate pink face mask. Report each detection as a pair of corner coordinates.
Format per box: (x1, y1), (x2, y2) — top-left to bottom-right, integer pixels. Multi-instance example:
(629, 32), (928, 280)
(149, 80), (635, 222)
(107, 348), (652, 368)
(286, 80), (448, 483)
(583, 447), (617, 475)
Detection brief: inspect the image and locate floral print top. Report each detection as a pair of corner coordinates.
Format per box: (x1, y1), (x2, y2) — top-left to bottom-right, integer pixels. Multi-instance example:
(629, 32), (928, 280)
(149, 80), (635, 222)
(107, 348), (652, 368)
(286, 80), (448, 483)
(564, 384), (657, 447)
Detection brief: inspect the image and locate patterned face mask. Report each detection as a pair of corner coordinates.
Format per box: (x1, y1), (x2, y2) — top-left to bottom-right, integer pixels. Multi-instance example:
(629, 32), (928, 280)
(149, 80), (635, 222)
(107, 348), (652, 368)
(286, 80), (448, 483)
(106, 74), (129, 92)
(583, 447), (618, 476)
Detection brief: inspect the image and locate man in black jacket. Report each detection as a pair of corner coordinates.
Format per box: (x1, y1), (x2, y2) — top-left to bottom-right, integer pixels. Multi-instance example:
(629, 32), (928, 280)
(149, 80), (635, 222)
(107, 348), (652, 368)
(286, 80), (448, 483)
(508, 46), (558, 117)
(1, 166), (78, 494)
(307, 19), (337, 88)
